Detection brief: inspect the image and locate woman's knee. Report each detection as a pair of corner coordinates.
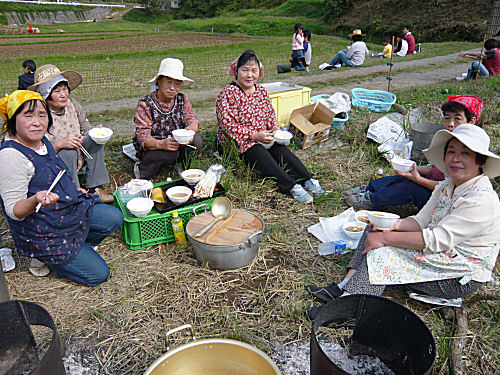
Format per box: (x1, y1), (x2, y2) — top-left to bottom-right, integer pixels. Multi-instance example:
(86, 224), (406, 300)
(92, 203), (124, 232)
(84, 262), (110, 287)
(192, 133), (204, 149)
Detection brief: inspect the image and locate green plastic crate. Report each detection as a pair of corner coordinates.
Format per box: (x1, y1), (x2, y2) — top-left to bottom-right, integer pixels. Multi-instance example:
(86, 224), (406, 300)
(114, 182), (217, 250)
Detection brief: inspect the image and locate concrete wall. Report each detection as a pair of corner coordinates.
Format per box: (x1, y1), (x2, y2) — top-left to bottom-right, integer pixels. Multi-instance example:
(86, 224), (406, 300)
(5, 7), (112, 25)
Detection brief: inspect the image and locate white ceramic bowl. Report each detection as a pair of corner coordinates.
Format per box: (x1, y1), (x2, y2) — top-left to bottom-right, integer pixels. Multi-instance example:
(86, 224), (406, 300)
(126, 197), (154, 217)
(367, 211), (400, 230)
(274, 130), (293, 145)
(343, 221), (367, 240)
(354, 210), (371, 225)
(89, 127), (113, 145)
(166, 186), (192, 205)
(391, 158), (415, 173)
(172, 129), (195, 144)
(181, 169), (205, 185)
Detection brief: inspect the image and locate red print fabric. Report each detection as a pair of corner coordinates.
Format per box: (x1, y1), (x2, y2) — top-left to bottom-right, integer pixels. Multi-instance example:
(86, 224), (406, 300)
(216, 83), (277, 154)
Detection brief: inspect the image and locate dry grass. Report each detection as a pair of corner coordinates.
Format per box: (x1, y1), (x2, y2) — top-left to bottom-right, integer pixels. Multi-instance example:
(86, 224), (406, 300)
(1, 66), (499, 375)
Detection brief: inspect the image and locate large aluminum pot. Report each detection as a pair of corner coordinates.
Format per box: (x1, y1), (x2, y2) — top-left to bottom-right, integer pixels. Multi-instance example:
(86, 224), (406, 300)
(186, 205), (265, 270)
(144, 325), (281, 375)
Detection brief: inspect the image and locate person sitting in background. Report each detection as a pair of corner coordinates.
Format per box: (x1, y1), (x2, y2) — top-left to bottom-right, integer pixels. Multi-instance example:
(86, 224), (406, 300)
(0, 91), (123, 286)
(394, 33), (408, 56)
(403, 26), (415, 55)
(371, 37), (392, 58)
(344, 95), (483, 211)
(329, 29), (369, 68)
(459, 39), (500, 78)
(133, 58), (203, 180)
(30, 64), (113, 203)
(216, 50), (326, 203)
(307, 124), (500, 313)
(17, 60), (36, 90)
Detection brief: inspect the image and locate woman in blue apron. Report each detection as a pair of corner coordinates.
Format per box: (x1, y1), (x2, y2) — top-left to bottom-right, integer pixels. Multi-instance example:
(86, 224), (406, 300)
(0, 91), (123, 286)
(307, 124), (500, 304)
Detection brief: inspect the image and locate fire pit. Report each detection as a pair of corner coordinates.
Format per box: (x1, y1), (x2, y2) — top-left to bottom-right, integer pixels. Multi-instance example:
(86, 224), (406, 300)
(310, 295), (435, 375)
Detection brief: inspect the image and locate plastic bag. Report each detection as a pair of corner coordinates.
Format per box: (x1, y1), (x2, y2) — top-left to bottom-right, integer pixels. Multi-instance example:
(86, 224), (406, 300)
(0, 248), (15, 272)
(117, 179), (154, 203)
(194, 164), (226, 198)
(310, 92), (351, 114)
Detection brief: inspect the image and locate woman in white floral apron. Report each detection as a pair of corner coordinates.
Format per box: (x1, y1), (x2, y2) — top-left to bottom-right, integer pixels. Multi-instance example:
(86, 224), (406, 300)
(307, 124), (500, 304)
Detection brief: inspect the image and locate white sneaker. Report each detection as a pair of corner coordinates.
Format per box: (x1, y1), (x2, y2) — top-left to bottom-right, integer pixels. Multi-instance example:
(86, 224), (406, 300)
(29, 258), (50, 277)
(133, 161), (141, 179)
(334, 64), (342, 68)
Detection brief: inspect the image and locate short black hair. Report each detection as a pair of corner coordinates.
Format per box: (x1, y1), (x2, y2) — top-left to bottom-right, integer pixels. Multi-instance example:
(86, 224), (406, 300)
(303, 30), (312, 41)
(403, 26), (411, 31)
(441, 101), (474, 122)
(484, 38), (499, 50)
(236, 50), (260, 72)
(383, 37), (391, 44)
(352, 35), (363, 42)
(294, 23), (303, 33)
(47, 81), (70, 102)
(6, 99), (52, 136)
(22, 59), (36, 73)
(443, 138), (488, 174)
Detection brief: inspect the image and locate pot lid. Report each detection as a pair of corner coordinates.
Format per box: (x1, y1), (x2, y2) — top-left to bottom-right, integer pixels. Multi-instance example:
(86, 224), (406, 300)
(186, 209), (263, 246)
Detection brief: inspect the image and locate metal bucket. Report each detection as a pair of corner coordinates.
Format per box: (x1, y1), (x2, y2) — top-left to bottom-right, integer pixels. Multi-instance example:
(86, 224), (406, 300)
(410, 122), (442, 162)
(144, 325), (281, 375)
(310, 295), (435, 375)
(186, 208), (265, 270)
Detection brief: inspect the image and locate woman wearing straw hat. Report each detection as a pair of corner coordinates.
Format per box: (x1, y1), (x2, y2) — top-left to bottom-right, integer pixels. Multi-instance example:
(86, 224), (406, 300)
(306, 124), (500, 310)
(328, 29), (370, 68)
(29, 64), (113, 203)
(0, 91), (123, 286)
(133, 58), (203, 179)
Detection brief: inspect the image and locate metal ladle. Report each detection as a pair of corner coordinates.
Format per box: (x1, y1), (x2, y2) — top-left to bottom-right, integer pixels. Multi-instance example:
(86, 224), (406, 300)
(194, 197), (232, 237)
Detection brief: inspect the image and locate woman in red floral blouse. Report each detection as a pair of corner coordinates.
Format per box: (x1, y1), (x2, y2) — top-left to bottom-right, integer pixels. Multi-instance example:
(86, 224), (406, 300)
(216, 50), (325, 203)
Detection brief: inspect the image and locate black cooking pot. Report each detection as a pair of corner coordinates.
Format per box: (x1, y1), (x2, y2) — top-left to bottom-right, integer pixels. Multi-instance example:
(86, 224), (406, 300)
(0, 300), (66, 375)
(310, 295), (435, 375)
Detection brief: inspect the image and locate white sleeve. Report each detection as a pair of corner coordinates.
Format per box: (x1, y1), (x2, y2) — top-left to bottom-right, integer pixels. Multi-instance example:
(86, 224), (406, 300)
(0, 148), (35, 220)
(305, 44), (312, 65)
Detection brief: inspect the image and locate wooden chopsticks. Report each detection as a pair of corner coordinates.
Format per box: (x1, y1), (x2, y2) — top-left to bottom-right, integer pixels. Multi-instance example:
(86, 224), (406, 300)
(35, 170), (66, 213)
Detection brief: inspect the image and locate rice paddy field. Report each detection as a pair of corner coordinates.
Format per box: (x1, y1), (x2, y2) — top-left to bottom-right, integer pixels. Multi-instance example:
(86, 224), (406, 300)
(0, 18), (498, 375)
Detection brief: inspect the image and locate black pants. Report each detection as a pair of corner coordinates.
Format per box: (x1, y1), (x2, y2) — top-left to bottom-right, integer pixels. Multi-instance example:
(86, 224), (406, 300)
(241, 143), (311, 193)
(139, 133), (204, 179)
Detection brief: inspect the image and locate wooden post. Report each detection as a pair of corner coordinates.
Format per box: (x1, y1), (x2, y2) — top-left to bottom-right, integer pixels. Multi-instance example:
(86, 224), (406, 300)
(386, 35), (395, 92)
(475, 33), (487, 81)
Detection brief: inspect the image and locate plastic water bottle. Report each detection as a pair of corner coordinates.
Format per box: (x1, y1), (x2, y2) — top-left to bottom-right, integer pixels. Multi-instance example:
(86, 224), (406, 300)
(376, 168), (384, 178)
(318, 240), (348, 255)
(171, 211), (187, 248)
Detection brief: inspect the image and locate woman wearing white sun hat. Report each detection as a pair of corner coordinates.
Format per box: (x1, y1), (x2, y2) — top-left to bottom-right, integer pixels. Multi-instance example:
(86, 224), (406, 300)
(29, 64), (112, 203)
(133, 58), (203, 179)
(306, 124), (500, 307)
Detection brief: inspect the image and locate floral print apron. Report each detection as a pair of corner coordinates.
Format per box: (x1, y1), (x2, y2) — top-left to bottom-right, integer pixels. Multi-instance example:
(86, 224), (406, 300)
(367, 185), (499, 285)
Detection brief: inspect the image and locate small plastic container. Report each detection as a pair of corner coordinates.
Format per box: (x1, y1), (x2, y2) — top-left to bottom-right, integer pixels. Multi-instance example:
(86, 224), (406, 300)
(318, 240), (348, 255)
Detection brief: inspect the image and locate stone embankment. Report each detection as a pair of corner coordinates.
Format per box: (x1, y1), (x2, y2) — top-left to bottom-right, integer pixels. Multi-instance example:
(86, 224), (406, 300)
(5, 7), (111, 25)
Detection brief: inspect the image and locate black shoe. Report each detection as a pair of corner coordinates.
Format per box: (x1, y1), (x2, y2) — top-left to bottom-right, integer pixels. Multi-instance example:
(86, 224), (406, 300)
(305, 283), (343, 303)
(307, 306), (321, 321)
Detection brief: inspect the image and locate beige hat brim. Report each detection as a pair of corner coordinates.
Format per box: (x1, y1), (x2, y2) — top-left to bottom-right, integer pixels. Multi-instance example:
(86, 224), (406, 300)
(423, 125), (500, 178)
(148, 73), (194, 88)
(348, 33), (366, 37)
(28, 70), (82, 92)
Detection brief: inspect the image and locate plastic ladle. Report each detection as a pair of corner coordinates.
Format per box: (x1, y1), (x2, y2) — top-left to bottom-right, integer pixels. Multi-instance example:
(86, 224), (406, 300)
(194, 197), (232, 237)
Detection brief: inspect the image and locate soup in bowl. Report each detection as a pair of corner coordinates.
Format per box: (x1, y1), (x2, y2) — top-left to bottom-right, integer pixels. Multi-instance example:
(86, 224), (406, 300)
(181, 169), (205, 185)
(367, 211), (400, 230)
(166, 186), (192, 205)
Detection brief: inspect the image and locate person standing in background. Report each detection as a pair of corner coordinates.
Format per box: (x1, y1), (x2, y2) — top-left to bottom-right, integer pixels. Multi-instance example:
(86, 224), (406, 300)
(18, 60), (36, 90)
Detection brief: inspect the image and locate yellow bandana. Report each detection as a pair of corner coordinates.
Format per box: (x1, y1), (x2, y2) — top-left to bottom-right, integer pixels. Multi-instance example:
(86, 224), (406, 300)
(0, 90), (45, 133)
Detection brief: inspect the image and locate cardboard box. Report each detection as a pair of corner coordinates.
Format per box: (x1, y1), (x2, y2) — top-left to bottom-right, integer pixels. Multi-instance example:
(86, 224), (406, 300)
(288, 102), (334, 149)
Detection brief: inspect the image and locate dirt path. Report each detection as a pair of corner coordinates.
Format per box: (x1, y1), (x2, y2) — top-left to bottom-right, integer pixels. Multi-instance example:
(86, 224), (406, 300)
(84, 50), (477, 136)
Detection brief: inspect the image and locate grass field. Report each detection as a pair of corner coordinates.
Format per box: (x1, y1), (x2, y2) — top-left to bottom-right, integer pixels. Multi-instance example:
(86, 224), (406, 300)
(0, 18), (498, 375)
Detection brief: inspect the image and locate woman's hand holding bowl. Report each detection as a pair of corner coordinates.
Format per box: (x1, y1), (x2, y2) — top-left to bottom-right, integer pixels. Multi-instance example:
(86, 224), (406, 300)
(394, 163), (421, 182)
(160, 137), (179, 151)
(251, 130), (275, 144)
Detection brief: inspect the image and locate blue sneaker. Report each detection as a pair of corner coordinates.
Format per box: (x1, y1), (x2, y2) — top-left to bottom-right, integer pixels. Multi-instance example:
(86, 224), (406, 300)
(304, 178), (327, 196)
(290, 184), (313, 203)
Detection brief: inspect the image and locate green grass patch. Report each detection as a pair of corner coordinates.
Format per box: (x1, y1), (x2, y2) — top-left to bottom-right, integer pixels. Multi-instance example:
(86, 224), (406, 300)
(33, 20), (162, 33)
(123, 8), (173, 24)
(168, 15), (329, 36)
